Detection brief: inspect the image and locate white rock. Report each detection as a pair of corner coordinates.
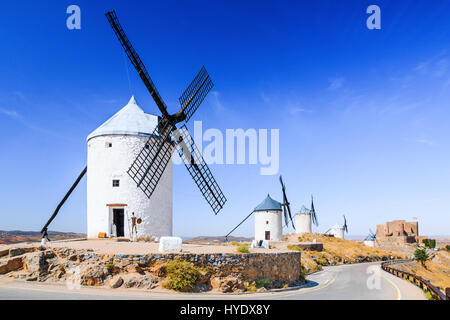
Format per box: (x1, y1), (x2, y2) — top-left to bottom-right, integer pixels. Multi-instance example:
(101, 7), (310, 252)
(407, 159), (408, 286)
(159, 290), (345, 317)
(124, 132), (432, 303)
(158, 237), (182, 253)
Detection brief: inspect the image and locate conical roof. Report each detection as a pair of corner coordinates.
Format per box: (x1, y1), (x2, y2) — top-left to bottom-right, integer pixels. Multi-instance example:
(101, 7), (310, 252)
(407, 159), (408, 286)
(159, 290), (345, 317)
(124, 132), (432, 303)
(87, 96), (159, 141)
(254, 194), (282, 212)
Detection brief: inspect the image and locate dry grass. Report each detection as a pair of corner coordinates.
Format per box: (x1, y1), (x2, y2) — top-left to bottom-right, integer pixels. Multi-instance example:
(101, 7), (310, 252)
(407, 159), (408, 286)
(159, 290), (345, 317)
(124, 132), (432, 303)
(400, 251), (450, 291)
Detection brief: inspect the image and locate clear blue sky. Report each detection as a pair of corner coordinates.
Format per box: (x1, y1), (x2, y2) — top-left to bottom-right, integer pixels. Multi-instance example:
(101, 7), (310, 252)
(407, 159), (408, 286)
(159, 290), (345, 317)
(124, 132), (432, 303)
(1, 1), (449, 237)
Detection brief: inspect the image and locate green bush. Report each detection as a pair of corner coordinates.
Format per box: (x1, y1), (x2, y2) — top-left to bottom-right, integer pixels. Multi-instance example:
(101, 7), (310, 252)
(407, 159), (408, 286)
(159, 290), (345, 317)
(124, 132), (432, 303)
(422, 239), (436, 249)
(237, 244), (250, 253)
(414, 248), (428, 266)
(287, 245), (301, 251)
(255, 278), (271, 289)
(162, 260), (201, 292)
(445, 245), (450, 252)
(105, 262), (114, 272)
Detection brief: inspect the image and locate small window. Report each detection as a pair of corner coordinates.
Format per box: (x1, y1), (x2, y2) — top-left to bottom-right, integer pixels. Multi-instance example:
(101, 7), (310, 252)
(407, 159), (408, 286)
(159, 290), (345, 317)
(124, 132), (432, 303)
(112, 180), (120, 187)
(266, 220), (269, 225)
(106, 142), (112, 148)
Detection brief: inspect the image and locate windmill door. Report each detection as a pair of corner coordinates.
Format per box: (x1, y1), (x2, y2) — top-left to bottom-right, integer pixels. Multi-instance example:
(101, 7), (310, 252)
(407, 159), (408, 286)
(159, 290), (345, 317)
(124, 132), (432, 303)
(265, 231), (270, 240)
(113, 209), (125, 237)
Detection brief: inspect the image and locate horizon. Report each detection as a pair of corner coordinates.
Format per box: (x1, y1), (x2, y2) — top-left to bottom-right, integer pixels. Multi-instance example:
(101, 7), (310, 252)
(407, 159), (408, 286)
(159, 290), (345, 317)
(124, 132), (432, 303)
(1, 1), (450, 237)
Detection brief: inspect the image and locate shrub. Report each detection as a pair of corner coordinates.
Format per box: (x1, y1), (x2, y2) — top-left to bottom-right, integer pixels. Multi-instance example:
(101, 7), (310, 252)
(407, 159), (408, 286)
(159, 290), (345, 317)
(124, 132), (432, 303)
(237, 244), (250, 253)
(422, 239), (436, 249)
(287, 245), (301, 251)
(244, 281), (257, 292)
(445, 245), (450, 252)
(255, 278), (271, 289)
(230, 241), (240, 246)
(105, 262), (114, 273)
(316, 257), (328, 266)
(162, 260), (200, 292)
(414, 248), (428, 266)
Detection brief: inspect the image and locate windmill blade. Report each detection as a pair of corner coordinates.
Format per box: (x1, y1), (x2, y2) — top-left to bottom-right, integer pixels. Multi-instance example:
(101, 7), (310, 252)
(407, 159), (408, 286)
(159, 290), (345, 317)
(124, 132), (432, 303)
(285, 199), (295, 229)
(279, 176), (295, 229)
(178, 66), (214, 124)
(105, 11), (170, 118)
(343, 215), (348, 233)
(310, 195), (319, 227)
(173, 125), (227, 214)
(127, 119), (175, 198)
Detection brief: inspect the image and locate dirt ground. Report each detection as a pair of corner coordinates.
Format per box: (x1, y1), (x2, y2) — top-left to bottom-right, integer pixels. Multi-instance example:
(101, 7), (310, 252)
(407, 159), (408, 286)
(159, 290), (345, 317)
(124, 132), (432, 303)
(2, 239), (292, 255)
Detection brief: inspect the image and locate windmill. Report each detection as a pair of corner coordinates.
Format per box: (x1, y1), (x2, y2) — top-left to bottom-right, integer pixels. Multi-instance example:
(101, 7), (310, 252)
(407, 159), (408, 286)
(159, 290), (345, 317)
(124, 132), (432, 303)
(295, 195), (318, 234)
(365, 229), (377, 241)
(40, 10), (226, 238)
(104, 10), (226, 214)
(324, 214), (349, 239)
(224, 175), (294, 241)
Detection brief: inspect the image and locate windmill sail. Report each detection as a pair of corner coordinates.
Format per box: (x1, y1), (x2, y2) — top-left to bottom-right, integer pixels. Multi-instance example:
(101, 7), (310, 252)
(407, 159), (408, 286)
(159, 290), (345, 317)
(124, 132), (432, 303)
(279, 175), (295, 229)
(174, 125), (227, 214)
(179, 66), (214, 123)
(310, 195), (318, 226)
(106, 10), (226, 215)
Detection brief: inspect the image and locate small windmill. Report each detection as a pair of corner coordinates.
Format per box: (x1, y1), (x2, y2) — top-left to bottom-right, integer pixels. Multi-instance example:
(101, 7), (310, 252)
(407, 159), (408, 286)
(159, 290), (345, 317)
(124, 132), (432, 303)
(365, 229), (377, 241)
(324, 214), (349, 239)
(296, 195), (318, 234)
(225, 175), (294, 240)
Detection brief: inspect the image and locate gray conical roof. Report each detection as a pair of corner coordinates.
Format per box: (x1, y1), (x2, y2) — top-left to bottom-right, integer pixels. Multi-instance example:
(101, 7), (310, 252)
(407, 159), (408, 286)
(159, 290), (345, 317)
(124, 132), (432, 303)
(254, 194), (282, 212)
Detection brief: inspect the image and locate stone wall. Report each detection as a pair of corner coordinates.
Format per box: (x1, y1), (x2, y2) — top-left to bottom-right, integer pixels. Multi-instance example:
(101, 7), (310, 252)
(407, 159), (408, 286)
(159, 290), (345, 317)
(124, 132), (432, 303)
(0, 246), (302, 293)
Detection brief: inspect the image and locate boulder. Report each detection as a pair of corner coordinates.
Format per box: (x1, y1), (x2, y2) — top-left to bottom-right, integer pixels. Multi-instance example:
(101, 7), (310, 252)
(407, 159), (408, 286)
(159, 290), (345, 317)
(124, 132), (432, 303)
(79, 264), (108, 286)
(158, 237), (182, 253)
(124, 277), (139, 288)
(109, 276), (124, 288)
(0, 257), (23, 274)
(24, 252), (48, 276)
(0, 248), (9, 258)
(136, 275), (158, 289)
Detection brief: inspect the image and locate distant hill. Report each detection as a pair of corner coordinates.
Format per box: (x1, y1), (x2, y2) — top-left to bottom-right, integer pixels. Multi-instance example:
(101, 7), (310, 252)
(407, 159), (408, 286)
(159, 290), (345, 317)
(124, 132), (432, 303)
(184, 235), (252, 244)
(0, 230), (86, 245)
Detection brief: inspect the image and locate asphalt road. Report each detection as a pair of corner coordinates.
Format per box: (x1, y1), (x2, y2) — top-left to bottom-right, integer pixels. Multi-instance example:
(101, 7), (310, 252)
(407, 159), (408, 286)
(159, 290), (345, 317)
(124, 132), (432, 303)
(0, 262), (425, 300)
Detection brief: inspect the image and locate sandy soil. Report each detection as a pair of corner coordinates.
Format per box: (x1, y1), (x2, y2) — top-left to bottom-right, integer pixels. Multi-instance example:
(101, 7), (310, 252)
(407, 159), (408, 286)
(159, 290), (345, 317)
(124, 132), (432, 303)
(2, 240), (291, 255)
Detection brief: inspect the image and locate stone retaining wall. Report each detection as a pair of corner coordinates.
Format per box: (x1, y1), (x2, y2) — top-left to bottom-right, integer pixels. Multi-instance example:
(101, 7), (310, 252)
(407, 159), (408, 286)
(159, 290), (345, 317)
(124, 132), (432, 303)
(0, 246), (302, 293)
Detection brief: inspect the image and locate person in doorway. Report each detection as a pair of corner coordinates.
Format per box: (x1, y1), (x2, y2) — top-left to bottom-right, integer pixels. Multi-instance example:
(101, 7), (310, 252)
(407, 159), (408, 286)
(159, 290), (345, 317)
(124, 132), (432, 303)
(131, 212), (137, 239)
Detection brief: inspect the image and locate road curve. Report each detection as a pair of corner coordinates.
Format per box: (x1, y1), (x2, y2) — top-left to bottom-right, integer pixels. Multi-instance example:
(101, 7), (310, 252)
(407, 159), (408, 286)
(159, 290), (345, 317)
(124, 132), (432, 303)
(0, 262), (425, 300)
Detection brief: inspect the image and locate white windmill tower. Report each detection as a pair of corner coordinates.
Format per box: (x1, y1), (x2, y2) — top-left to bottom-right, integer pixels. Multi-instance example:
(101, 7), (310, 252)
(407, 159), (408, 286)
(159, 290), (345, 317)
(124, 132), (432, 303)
(86, 96), (173, 239)
(224, 176), (295, 242)
(295, 196), (318, 234)
(326, 215), (348, 239)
